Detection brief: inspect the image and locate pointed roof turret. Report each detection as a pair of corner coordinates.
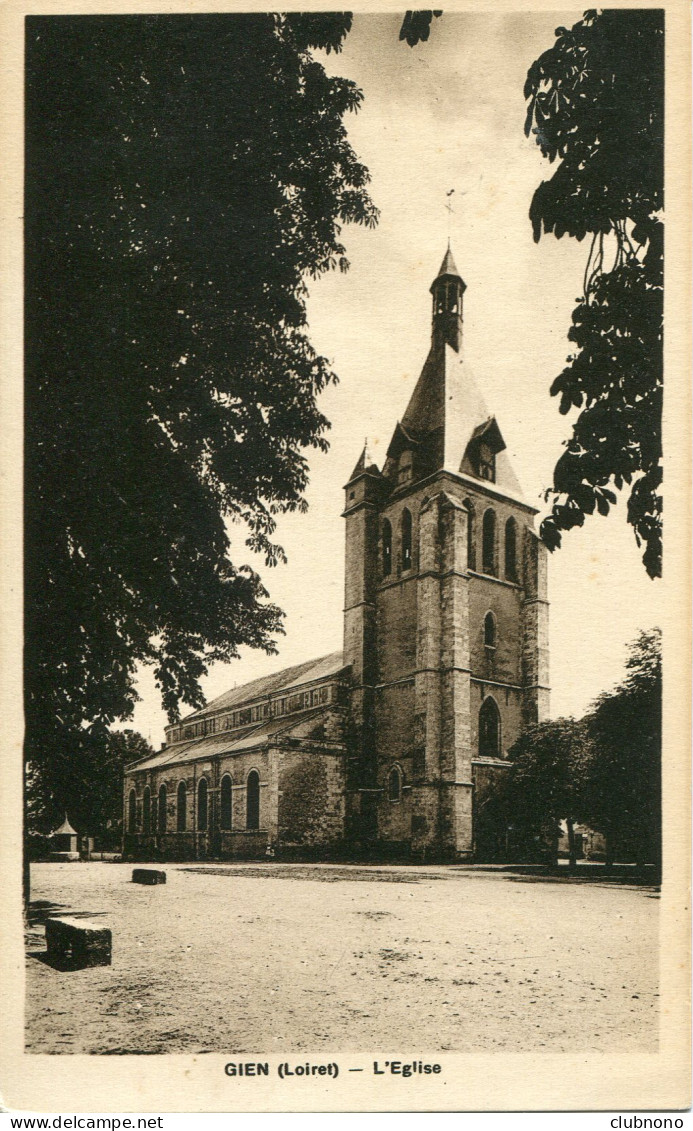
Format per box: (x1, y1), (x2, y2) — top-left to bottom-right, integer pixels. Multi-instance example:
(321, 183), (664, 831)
(431, 242), (462, 288)
(347, 439), (381, 484)
(430, 242), (466, 353)
(51, 814), (77, 836)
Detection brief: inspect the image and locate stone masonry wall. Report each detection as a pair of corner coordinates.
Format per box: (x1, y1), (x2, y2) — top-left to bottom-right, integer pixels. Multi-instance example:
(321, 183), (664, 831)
(124, 707), (349, 860)
(521, 530), (550, 725)
(278, 747), (346, 848)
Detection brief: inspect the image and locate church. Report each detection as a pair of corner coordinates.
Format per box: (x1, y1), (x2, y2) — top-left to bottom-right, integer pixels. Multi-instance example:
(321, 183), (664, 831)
(123, 248), (549, 862)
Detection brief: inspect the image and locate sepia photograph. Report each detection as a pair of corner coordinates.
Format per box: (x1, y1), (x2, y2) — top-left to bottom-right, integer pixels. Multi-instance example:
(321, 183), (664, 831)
(1, 0), (690, 1115)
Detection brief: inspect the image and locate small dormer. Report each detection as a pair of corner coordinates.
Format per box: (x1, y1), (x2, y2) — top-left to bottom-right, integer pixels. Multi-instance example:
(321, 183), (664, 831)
(462, 417), (506, 483)
(382, 421), (420, 486)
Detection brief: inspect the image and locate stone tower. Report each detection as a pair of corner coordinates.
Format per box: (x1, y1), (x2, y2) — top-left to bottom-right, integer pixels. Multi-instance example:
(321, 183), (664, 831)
(343, 247), (549, 860)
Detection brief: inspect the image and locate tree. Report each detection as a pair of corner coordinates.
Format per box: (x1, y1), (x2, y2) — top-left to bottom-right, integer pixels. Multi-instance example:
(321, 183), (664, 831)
(399, 11), (442, 46)
(27, 730), (155, 849)
(583, 628), (661, 868)
(495, 718), (592, 867)
(25, 15), (378, 816)
(524, 10), (663, 578)
(491, 631), (662, 871)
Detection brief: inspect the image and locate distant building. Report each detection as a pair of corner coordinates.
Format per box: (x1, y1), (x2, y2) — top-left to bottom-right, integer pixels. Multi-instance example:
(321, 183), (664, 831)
(558, 822), (607, 862)
(123, 248), (549, 861)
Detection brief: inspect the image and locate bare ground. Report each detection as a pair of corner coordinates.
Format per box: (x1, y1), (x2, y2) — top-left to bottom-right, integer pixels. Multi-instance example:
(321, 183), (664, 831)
(24, 861), (659, 1055)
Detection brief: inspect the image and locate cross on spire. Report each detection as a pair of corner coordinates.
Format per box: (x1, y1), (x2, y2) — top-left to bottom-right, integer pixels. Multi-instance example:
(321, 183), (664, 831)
(445, 189), (455, 240)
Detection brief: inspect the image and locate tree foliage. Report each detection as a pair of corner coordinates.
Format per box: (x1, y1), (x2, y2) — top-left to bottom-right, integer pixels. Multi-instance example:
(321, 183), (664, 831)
(583, 628), (661, 865)
(525, 10), (663, 577)
(492, 629), (661, 867)
(25, 15), (377, 804)
(497, 717), (592, 863)
(27, 729), (155, 842)
(399, 11), (442, 47)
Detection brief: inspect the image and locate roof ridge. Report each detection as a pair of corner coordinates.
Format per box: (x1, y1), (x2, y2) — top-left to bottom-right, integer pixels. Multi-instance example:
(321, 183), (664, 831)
(178, 649), (346, 724)
(131, 704), (337, 774)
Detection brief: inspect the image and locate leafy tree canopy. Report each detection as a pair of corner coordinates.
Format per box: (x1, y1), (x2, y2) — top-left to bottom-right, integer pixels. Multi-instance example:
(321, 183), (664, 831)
(493, 629), (661, 867)
(583, 628), (661, 863)
(525, 10), (663, 577)
(501, 716), (591, 840)
(27, 729), (155, 839)
(399, 10), (442, 46)
(25, 13), (378, 796)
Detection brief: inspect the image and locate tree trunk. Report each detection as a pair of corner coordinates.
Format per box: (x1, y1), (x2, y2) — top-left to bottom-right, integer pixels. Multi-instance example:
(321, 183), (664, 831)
(23, 759), (31, 916)
(23, 845), (31, 913)
(566, 817), (577, 872)
(605, 831), (616, 868)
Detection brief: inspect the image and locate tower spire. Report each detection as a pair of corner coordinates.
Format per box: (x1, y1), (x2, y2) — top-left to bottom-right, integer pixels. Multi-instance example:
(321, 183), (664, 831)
(382, 249), (522, 496)
(430, 243), (466, 352)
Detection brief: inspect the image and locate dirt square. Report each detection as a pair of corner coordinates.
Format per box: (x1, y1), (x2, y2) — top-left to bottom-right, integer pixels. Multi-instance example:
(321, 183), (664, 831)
(25, 861), (659, 1055)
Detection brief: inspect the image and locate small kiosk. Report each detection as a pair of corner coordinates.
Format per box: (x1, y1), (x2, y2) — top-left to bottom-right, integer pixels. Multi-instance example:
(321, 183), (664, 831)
(48, 815), (80, 862)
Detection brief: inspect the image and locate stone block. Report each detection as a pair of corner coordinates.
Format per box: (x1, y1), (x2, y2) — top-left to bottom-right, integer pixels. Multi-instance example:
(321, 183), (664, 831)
(132, 868), (166, 885)
(45, 916), (112, 969)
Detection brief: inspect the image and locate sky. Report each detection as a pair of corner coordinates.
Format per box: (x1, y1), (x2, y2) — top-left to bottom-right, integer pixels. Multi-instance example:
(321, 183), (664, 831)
(125, 11), (665, 749)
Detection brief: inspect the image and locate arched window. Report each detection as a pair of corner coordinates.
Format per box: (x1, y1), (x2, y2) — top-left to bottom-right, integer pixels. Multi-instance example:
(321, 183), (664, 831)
(505, 517), (518, 582)
(479, 697), (501, 759)
(464, 498), (476, 571)
(142, 787), (151, 835)
(401, 508), (412, 572)
(197, 778), (208, 831)
(128, 789), (137, 833)
(246, 770), (260, 830)
(158, 784), (167, 833)
(382, 518), (392, 578)
(482, 509), (497, 575)
(220, 774), (233, 830)
(176, 780), (187, 832)
(484, 612), (496, 648)
(387, 765), (402, 802)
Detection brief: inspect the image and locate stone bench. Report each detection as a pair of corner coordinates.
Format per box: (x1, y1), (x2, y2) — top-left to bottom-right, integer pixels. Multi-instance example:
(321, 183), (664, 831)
(45, 916), (112, 969)
(132, 868), (166, 885)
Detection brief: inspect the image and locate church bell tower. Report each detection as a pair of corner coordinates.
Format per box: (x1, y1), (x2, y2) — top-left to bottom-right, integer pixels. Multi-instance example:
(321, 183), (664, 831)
(430, 243), (466, 352)
(343, 248), (549, 860)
